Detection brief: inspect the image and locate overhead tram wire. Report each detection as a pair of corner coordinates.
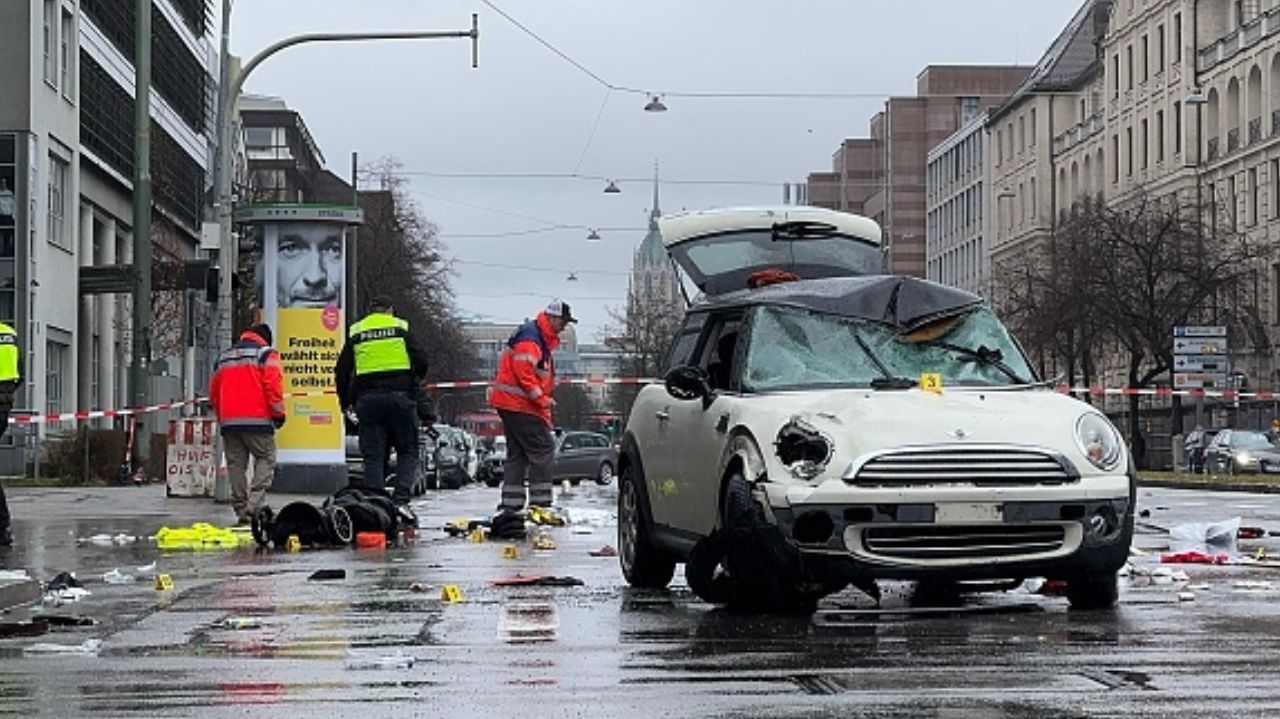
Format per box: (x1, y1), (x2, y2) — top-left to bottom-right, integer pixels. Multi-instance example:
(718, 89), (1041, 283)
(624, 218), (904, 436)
(455, 259), (632, 277)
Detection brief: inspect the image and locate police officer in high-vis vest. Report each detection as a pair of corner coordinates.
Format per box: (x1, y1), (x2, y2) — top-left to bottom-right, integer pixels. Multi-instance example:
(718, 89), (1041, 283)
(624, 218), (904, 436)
(334, 297), (429, 522)
(0, 321), (23, 546)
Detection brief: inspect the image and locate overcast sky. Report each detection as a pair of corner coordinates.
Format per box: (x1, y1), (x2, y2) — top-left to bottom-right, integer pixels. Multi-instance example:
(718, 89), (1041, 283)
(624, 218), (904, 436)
(229, 0), (1083, 343)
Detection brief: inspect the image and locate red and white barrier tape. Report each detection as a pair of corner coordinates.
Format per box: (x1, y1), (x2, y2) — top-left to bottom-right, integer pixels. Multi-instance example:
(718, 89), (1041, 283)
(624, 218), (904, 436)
(8, 398), (204, 426)
(1054, 385), (1277, 399)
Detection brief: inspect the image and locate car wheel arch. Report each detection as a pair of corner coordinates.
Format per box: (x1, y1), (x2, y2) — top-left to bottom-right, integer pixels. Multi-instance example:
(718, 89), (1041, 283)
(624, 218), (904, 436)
(716, 429), (768, 524)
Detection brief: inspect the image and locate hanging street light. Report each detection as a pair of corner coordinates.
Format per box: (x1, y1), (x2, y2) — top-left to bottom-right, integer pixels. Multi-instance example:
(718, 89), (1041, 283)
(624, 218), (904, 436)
(644, 95), (667, 112)
(603, 180), (621, 193)
(587, 229), (602, 241)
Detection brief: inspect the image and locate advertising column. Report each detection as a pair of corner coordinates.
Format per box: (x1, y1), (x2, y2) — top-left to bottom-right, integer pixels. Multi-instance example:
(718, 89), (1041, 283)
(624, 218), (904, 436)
(236, 205), (361, 493)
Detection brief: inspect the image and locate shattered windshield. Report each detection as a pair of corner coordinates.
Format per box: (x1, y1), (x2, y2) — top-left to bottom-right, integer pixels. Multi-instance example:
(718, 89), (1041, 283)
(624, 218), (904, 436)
(742, 305), (1035, 391)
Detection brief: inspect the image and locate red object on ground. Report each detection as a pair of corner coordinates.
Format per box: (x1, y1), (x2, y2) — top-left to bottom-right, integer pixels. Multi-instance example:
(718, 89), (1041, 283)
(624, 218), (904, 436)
(355, 532), (386, 549)
(1160, 551), (1230, 564)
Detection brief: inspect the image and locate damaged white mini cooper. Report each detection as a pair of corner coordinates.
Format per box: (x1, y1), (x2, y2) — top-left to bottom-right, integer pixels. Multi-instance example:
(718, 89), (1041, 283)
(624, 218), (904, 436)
(617, 206), (1134, 612)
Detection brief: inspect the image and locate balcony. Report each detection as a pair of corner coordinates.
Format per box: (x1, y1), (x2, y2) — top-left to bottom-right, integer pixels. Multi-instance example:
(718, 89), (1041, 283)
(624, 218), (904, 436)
(1208, 136), (1220, 161)
(1228, 128), (1240, 153)
(1199, 13), (1280, 73)
(1250, 117), (1263, 145)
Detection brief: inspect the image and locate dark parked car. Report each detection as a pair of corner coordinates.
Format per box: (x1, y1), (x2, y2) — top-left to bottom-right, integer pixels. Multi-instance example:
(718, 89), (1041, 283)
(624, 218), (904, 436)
(1203, 429), (1280, 475)
(344, 429), (434, 496)
(1183, 428), (1221, 474)
(481, 430), (617, 487)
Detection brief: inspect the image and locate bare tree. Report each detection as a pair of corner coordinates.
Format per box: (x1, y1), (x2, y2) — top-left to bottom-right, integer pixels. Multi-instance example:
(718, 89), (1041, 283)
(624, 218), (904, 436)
(603, 294), (682, 420)
(356, 159), (479, 402)
(553, 383), (593, 430)
(997, 191), (1264, 467)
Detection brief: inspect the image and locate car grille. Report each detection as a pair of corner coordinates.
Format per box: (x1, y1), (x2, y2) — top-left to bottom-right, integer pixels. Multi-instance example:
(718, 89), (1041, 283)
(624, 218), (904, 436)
(862, 524), (1067, 561)
(850, 447), (1076, 487)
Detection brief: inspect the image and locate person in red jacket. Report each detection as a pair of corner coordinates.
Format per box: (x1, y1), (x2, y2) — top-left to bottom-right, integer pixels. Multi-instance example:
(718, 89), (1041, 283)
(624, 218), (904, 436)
(209, 324), (285, 524)
(488, 300), (576, 536)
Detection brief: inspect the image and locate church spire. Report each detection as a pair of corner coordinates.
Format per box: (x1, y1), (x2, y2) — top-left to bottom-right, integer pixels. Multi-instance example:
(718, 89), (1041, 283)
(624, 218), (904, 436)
(649, 159), (661, 224)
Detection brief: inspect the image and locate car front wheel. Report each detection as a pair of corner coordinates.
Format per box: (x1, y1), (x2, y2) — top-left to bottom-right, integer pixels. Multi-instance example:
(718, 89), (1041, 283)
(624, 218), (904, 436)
(595, 461), (614, 486)
(618, 463), (676, 588)
(1065, 571), (1119, 610)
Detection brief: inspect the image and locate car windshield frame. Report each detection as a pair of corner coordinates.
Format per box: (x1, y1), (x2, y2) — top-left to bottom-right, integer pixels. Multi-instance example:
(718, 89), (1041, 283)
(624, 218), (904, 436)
(1232, 431), (1274, 450)
(739, 304), (1037, 392)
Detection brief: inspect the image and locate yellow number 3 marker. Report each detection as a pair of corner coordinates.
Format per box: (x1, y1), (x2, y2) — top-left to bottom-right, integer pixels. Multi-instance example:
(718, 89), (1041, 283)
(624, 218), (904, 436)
(920, 373), (943, 394)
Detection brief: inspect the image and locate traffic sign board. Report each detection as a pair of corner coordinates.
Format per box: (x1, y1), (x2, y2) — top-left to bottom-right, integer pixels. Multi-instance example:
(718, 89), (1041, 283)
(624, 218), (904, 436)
(1173, 355), (1227, 372)
(1173, 337), (1228, 354)
(1173, 325), (1227, 337)
(1174, 372), (1229, 389)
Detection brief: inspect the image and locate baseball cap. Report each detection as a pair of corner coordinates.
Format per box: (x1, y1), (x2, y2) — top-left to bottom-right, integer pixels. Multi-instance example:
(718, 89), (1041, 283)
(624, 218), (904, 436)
(546, 299), (578, 323)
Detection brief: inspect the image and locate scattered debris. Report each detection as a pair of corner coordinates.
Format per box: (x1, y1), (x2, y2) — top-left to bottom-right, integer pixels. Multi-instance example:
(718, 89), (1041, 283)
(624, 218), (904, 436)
(1177, 591), (1196, 602)
(531, 533), (556, 551)
(24, 638), (102, 655)
(0, 619), (48, 639)
(0, 569), (31, 581)
(1139, 509), (1152, 518)
(102, 569), (136, 585)
(355, 532), (386, 549)
(222, 617), (263, 630)
(78, 533), (140, 547)
(155, 523), (244, 550)
(408, 582), (433, 593)
(1160, 551), (1231, 565)
(1234, 580), (1277, 592)
(561, 507), (614, 528)
(589, 545), (618, 557)
(527, 506), (565, 527)
(46, 572), (82, 592)
(344, 650), (415, 670)
(488, 575), (584, 588)
(308, 569), (346, 581)
(135, 563), (157, 576)
(33, 615), (97, 627)
(1169, 517), (1240, 555)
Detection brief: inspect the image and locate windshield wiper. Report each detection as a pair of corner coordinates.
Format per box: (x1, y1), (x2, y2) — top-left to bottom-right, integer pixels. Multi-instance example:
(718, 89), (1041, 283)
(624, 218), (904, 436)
(852, 333), (916, 390)
(771, 220), (838, 240)
(921, 340), (1030, 384)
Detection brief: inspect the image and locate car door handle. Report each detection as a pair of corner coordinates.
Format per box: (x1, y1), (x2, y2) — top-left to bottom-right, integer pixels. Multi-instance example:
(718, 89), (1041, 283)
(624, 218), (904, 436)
(655, 410), (670, 422)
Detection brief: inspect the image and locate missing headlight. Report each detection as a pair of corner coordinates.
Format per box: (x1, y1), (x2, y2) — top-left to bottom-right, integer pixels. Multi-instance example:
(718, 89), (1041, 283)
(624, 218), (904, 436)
(775, 419), (833, 480)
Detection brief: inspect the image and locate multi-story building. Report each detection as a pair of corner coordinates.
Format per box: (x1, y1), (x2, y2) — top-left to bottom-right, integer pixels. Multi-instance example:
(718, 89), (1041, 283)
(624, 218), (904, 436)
(925, 111), (989, 294)
(0, 0), (217, 470)
(807, 65), (1031, 277)
(628, 172), (682, 315)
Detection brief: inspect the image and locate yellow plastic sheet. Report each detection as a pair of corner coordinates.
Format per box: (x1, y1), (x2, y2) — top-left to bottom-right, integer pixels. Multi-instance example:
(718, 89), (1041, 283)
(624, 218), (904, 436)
(155, 522), (245, 550)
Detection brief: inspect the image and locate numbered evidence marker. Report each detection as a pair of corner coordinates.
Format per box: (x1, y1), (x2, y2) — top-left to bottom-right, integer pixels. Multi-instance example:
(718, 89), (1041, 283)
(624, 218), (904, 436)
(920, 373), (943, 394)
(154, 573), (174, 591)
(440, 584), (464, 603)
(502, 544), (519, 560)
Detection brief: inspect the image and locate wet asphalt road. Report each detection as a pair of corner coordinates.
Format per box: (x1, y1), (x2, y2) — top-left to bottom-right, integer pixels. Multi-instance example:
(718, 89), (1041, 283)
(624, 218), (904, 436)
(3, 482), (1280, 718)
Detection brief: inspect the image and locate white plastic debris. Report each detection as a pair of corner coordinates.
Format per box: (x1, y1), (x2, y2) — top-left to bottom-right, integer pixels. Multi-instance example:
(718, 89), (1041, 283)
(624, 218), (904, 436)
(102, 569), (135, 585)
(1186, 583), (1211, 591)
(561, 507), (615, 528)
(344, 650), (415, 670)
(1150, 567), (1176, 585)
(1177, 591), (1196, 602)
(24, 638), (102, 655)
(1169, 517), (1241, 555)
(1170, 570), (1191, 583)
(1233, 580), (1276, 592)
(43, 587), (91, 605)
(79, 533), (139, 547)
(0, 569), (31, 581)
(135, 562), (156, 575)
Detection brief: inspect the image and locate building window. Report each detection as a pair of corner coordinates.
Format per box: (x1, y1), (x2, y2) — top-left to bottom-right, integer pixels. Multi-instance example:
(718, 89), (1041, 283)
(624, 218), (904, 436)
(91, 336), (100, 409)
(1156, 110), (1165, 162)
(1273, 159), (1280, 219)
(960, 96), (980, 123)
(60, 9), (74, 99)
(46, 341), (66, 415)
(1173, 14), (1182, 64)
(1250, 167), (1259, 226)
(1030, 109), (1037, 146)
(1126, 127), (1133, 176)
(1112, 54), (1120, 98)
(1141, 119), (1149, 169)
(43, 0), (55, 85)
(1273, 264), (1280, 325)
(1141, 35), (1149, 82)
(47, 153), (68, 249)
(1126, 45), (1134, 89)
(1112, 134), (1120, 182)
(1030, 177), (1037, 219)
(1157, 25), (1166, 70)
(1019, 116), (1026, 152)
(1229, 176), (1238, 231)
(1174, 101), (1182, 154)
(996, 129), (1003, 165)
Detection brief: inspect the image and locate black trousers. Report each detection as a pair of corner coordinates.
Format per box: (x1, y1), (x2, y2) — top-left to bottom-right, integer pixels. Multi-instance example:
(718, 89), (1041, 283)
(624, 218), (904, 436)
(355, 391), (419, 505)
(497, 409), (554, 510)
(0, 409), (10, 535)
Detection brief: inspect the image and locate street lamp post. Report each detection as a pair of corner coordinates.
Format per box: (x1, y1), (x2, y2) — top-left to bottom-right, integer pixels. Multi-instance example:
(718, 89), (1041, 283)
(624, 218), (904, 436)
(212, 17), (480, 351)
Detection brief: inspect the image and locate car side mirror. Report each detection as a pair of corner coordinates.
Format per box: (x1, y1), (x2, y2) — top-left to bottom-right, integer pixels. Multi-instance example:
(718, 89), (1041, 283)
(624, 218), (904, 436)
(665, 365), (714, 407)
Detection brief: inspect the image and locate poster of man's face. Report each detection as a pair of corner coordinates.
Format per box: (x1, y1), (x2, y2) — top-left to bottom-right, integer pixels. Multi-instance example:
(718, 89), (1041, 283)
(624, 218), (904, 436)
(275, 222), (343, 309)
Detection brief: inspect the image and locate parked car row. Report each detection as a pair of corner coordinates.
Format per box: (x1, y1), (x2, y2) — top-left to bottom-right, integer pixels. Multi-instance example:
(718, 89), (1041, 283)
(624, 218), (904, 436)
(1198, 428), (1280, 475)
(345, 423), (485, 494)
(480, 430), (617, 488)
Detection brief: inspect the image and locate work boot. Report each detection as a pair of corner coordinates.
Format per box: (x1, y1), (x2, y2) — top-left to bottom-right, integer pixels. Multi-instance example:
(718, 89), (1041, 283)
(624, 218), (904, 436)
(395, 504), (420, 530)
(490, 509), (527, 540)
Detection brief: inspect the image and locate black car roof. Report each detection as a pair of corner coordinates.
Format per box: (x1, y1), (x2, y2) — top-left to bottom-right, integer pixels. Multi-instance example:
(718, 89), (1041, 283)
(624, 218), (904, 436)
(692, 275), (985, 333)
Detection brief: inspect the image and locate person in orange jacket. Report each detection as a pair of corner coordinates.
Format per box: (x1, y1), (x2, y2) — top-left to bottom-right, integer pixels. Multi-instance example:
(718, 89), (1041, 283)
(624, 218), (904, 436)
(488, 300), (576, 535)
(209, 324), (285, 524)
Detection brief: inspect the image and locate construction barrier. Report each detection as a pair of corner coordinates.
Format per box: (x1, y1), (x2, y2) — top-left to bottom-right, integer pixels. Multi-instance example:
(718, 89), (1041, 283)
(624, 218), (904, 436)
(165, 418), (218, 498)
(8, 398), (202, 426)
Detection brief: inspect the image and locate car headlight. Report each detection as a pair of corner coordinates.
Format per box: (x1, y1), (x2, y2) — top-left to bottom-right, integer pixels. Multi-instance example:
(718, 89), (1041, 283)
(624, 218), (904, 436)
(1075, 413), (1123, 471)
(1236, 452), (1256, 465)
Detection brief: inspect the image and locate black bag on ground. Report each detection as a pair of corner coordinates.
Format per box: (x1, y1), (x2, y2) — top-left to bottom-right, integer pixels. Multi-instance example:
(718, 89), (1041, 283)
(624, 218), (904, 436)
(252, 485), (399, 548)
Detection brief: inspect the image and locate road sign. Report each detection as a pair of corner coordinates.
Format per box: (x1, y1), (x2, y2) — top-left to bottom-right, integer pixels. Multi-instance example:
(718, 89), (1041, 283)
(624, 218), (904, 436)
(1173, 337), (1229, 354)
(1174, 372), (1229, 389)
(1173, 325), (1227, 337)
(1173, 355), (1228, 372)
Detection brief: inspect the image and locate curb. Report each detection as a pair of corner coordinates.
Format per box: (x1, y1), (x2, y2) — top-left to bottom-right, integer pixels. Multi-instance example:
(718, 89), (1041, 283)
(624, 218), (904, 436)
(1137, 479), (1280, 494)
(0, 577), (40, 613)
